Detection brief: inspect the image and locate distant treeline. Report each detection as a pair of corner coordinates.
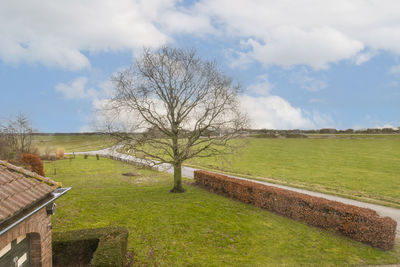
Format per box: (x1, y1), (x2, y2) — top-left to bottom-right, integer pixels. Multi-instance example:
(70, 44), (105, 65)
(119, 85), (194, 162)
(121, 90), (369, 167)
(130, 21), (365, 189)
(32, 127), (400, 136)
(249, 127), (399, 137)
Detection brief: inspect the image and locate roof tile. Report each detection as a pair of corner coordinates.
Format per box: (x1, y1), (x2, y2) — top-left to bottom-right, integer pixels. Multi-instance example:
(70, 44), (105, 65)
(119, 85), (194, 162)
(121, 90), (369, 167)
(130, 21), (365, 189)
(0, 160), (60, 223)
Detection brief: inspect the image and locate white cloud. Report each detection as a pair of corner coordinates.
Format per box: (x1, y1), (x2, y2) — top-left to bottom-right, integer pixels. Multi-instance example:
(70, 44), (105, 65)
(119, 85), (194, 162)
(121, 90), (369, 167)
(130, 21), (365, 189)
(3, 1), (400, 70)
(0, 0), (212, 70)
(240, 95), (333, 129)
(193, 0), (400, 69)
(290, 68), (327, 92)
(55, 77), (91, 99)
(389, 65), (400, 74)
(55, 76), (112, 101)
(247, 75), (273, 96)
(241, 76), (334, 129)
(55, 77), (101, 100)
(354, 51), (376, 65)
(240, 27), (363, 70)
(65, 72), (334, 131)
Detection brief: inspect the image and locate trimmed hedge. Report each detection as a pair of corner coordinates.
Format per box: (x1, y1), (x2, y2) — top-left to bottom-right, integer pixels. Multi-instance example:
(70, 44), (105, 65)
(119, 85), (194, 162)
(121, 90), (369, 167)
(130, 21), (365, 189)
(194, 170), (397, 250)
(53, 227), (129, 267)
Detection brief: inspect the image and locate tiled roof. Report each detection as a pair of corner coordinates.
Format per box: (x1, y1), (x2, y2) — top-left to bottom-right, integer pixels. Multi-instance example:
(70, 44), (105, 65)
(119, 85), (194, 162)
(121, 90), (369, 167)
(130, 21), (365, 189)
(0, 160), (60, 223)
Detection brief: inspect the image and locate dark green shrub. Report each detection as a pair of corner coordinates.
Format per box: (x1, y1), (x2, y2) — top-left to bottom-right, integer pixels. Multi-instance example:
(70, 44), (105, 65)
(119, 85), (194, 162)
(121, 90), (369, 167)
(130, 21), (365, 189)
(53, 227), (129, 267)
(53, 238), (98, 266)
(84, 154), (88, 159)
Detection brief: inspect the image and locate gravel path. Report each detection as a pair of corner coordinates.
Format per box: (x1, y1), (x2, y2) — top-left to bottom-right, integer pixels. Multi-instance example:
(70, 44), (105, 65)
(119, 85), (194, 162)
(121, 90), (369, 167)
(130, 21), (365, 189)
(69, 146), (400, 235)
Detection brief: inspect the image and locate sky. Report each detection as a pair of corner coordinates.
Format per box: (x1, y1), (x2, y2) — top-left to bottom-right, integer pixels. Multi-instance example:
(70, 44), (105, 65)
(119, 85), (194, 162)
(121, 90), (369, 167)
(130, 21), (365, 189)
(1, 0), (400, 132)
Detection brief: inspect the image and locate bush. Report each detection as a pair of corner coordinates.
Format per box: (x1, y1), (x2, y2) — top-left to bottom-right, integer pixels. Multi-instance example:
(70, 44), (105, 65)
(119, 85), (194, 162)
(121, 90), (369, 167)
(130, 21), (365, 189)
(53, 227), (129, 267)
(194, 170), (397, 250)
(21, 153), (45, 176)
(84, 154), (88, 159)
(56, 148), (65, 159)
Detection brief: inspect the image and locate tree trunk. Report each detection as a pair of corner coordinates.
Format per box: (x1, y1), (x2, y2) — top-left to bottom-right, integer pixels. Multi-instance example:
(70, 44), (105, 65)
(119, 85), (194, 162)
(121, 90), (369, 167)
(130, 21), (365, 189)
(171, 162), (184, 193)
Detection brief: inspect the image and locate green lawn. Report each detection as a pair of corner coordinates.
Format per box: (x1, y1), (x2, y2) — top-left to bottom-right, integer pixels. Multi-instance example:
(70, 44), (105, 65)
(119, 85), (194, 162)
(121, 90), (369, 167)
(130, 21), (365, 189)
(33, 134), (113, 153)
(187, 137), (400, 208)
(36, 134), (400, 207)
(47, 157), (400, 266)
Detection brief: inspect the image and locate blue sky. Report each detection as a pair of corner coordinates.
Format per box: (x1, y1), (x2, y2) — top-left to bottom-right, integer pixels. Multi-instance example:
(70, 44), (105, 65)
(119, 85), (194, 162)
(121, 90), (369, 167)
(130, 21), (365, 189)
(1, 0), (400, 132)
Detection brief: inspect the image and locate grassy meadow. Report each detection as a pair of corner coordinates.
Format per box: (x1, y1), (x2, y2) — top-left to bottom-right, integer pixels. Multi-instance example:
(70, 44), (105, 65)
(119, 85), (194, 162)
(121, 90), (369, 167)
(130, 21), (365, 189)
(35, 133), (400, 207)
(47, 156), (400, 266)
(187, 136), (400, 208)
(33, 134), (114, 153)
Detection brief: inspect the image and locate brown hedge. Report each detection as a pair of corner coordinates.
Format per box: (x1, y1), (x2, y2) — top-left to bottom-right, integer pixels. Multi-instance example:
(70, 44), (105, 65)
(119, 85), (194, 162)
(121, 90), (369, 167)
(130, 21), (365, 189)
(194, 170), (397, 250)
(21, 153), (45, 176)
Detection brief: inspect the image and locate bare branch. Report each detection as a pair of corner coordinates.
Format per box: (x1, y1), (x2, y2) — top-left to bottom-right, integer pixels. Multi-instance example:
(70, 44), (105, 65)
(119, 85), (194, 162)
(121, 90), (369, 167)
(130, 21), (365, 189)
(103, 46), (249, 192)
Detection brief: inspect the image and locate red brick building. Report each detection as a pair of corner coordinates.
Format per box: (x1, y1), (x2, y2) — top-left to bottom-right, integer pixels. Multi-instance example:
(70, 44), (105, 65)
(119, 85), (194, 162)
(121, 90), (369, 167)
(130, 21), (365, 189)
(0, 160), (69, 266)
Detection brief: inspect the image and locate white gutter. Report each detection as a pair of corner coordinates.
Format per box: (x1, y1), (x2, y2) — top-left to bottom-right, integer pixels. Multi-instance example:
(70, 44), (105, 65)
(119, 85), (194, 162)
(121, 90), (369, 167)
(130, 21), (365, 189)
(0, 187), (71, 237)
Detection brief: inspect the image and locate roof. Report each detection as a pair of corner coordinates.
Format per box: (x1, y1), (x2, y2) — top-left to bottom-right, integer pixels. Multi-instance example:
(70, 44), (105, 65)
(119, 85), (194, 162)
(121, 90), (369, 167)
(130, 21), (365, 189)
(0, 160), (60, 223)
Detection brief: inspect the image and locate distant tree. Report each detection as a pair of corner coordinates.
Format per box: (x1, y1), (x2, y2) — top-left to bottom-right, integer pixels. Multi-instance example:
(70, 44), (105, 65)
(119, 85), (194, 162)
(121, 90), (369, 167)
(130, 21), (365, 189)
(105, 46), (248, 192)
(0, 114), (35, 160)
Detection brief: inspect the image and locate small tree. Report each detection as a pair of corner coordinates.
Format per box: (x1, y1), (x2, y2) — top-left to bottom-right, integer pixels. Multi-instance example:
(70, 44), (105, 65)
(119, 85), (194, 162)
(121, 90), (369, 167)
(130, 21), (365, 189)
(0, 114), (35, 160)
(106, 46), (248, 192)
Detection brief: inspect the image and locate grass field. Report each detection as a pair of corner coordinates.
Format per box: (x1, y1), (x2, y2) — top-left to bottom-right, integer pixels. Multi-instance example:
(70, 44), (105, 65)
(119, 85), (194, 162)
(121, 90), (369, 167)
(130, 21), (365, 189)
(187, 137), (400, 208)
(46, 156), (400, 266)
(33, 134), (114, 153)
(37, 134), (400, 208)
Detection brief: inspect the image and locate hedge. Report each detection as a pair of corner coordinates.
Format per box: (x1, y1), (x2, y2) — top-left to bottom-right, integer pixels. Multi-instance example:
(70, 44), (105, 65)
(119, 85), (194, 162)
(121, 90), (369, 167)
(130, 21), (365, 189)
(194, 170), (397, 250)
(21, 153), (45, 176)
(53, 227), (129, 267)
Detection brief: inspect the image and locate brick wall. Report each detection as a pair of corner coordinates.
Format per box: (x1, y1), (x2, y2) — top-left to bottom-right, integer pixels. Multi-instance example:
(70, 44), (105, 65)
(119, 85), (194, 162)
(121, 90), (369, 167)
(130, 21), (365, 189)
(0, 207), (53, 267)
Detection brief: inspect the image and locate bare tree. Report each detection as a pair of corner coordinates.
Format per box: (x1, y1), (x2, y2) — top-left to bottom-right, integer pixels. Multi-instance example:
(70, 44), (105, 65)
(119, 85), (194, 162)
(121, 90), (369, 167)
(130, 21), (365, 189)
(105, 46), (248, 192)
(13, 114), (34, 154)
(0, 114), (34, 160)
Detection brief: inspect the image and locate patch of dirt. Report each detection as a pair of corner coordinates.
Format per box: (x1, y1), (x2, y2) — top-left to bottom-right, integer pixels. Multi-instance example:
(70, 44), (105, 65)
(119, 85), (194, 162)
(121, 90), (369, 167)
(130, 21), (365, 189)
(125, 251), (134, 267)
(122, 172), (140, 177)
(121, 175), (160, 185)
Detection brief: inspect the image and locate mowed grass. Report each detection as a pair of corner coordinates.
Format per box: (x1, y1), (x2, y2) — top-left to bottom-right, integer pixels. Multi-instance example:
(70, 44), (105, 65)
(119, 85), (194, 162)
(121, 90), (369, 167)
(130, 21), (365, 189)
(33, 134), (114, 153)
(187, 137), (400, 207)
(46, 157), (400, 266)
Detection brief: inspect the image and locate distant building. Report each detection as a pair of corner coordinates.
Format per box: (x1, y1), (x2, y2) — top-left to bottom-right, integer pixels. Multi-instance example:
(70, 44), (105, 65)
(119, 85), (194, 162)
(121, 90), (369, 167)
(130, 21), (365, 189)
(0, 160), (70, 267)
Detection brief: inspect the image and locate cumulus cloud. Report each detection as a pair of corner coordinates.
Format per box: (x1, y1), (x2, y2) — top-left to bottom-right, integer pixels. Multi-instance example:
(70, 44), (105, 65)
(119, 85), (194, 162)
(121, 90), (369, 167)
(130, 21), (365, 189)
(65, 73), (333, 131)
(240, 27), (363, 69)
(55, 76), (113, 102)
(193, 0), (400, 69)
(242, 78), (333, 129)
(0, 0), (212, 70)
(240, 95), (315, 129)
(3, 1), (400, 70)
(56, 77), (94, 99)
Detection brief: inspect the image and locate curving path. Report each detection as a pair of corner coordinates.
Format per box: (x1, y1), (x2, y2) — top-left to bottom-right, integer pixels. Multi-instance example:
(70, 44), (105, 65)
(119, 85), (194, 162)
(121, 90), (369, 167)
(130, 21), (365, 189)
(68, 146), (400, 235)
